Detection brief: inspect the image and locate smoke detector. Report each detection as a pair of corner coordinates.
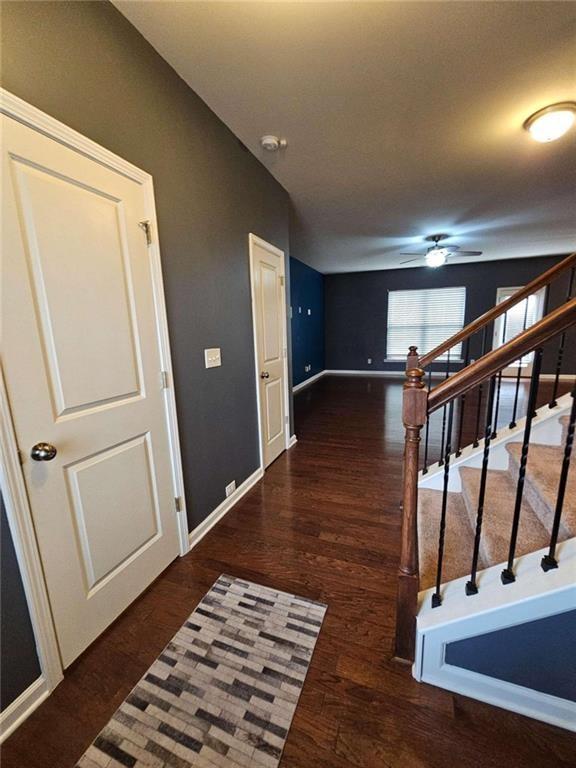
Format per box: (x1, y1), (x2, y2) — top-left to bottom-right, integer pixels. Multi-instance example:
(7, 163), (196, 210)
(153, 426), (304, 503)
(260, 135), (287, 152)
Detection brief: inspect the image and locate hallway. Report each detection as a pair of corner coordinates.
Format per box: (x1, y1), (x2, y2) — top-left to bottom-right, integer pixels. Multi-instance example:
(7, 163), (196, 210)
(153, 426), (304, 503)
(3, 376), (574, 768)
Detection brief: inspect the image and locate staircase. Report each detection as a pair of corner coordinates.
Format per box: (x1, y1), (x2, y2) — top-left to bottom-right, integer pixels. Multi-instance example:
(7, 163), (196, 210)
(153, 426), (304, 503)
(393, 252), (576, 731)
(419, 409), (575, 589)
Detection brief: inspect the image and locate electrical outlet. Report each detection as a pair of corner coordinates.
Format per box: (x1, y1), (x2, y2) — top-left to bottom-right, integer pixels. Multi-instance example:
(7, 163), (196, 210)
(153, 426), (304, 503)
(225, 480), (236, 497)
(367, 358), (372, 364)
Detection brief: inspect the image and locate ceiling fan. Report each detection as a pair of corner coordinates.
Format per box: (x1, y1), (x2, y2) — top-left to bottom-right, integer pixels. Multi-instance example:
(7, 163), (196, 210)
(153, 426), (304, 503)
(400, 234), (483, 268)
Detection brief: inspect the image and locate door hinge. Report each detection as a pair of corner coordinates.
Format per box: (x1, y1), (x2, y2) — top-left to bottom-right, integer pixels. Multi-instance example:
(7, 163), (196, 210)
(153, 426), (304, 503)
(160, 370), (169, 389)
(174, 496), (183, 513)
(17, 449), (24, 466)
(139, 220), (152, 246)
(280, 276), (285, 286)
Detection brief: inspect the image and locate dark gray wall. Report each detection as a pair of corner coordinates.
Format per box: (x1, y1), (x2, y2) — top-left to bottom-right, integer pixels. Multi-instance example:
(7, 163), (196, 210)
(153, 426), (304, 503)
(1, 493), (41, 710)
(1, 0), (291, 530)
(446, 609), (576, 701)
(325, 255), (575, 375)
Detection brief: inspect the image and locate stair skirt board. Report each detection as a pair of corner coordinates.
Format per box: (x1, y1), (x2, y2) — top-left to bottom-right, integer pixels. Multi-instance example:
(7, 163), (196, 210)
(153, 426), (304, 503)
(76, 574), (327, 768)
(414, 540), (576, 732)
(419, 659), (576, 733)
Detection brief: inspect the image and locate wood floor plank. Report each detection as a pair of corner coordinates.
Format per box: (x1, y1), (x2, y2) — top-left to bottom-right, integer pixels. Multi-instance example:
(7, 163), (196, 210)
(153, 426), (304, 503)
(2, 376), (574, 767)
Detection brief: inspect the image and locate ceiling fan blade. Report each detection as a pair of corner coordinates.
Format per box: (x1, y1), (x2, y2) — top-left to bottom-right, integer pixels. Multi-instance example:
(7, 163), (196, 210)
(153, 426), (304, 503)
(399, 252), (425, 256)
(400, 257), (421, 265)
(456, 250), (483, 256)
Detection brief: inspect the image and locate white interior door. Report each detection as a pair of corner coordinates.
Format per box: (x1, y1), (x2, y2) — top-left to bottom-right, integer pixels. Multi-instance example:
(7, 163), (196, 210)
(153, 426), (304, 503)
(250, 237), (288, 468)
(492, 287), (546, 376)
(2, 114), (180, 667)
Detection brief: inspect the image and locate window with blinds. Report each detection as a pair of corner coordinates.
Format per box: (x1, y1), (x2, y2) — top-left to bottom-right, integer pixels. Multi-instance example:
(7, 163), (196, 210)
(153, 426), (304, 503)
(386, 286), (466, 361)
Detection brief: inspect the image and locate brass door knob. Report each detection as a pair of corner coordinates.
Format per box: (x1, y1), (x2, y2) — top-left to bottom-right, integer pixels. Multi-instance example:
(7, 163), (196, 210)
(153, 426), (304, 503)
(30, 442), (57, 461)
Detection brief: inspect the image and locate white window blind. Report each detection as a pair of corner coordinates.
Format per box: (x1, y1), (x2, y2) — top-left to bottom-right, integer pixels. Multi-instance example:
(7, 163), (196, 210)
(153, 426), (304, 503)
(386, 286), (466, 360)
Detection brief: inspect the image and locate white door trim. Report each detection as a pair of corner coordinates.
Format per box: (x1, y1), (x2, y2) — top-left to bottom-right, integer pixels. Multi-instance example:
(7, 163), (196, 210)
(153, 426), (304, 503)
(0, 370), (64, 698)
(248, 233), (290, 470)
(0, 88), (189, 556)
(0, 89), (189, 727)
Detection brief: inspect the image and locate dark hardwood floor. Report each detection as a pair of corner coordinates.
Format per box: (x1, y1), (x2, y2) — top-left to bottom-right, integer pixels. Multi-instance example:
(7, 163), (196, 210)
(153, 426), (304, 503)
(3, 375), (574, 768)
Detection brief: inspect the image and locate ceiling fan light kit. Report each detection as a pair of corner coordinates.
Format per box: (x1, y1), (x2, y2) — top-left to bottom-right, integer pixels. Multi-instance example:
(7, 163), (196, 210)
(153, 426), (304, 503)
(425, 248), (448, 268)
(400, 233), (483, 268)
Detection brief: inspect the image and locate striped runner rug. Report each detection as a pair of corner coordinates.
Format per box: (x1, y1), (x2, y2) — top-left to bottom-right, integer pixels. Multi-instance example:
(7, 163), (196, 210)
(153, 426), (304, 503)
(76, 574), (327, 768)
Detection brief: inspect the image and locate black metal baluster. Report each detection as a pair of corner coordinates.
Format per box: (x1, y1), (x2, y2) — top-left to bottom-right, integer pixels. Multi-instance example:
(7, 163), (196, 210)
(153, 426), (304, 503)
(509, 298), (530, 429)
(422, 368), (432, 474)
(542, 381), (576, 571)
(473, 327), (488, 447)
(438, 349), (451, 466)
(549, 267), (575, 409)
(432, 400), (455, 608)
(490, 314), (507, 439)
(501, 347), (543, 584)
(466, 376), (497, 595)
(455, 337), (471, 457)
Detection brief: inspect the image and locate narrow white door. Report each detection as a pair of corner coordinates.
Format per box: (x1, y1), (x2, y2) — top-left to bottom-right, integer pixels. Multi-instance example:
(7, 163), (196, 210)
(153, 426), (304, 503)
(2, 115), (180, 666)
(250, 237), (288, 468)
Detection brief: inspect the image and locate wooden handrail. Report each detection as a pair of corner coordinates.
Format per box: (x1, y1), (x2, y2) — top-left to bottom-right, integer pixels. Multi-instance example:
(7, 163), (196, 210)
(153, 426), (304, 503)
(428, 298), (576, 413)
(419, 251), (576, 368)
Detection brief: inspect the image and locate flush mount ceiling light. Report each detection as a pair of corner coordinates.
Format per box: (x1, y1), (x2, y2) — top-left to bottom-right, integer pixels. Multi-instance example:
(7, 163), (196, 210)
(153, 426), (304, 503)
(260, 135), (288, 152)
(425, 248), (448, 268)
(523, 102), (576, 143)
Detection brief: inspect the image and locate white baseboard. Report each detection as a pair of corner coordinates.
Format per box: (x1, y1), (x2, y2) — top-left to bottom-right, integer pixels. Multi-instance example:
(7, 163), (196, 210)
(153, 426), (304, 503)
(539, 373), (574, 381)
(422, 662), (576, 733)
(0, 676), (49, 743)
(288, 434), (297, 448)
(316, 370), (574, 382)
(188, 467), (263, 550)
(292, 370), (326, 393)
(325, 369), (407, 378)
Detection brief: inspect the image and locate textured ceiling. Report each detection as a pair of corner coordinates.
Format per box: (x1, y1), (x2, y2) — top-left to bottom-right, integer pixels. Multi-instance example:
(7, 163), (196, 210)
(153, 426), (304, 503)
(115, 1), (576, 273)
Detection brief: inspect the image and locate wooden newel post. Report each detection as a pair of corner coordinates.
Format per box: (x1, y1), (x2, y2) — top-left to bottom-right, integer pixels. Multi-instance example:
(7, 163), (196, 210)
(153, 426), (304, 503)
(394, 366), (428, 664)
(406, 345), (420, 372)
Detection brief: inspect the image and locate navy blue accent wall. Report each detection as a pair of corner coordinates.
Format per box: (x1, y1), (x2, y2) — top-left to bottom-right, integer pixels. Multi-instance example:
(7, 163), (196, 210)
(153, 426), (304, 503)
(324, 255), (575, 375)
(1, 493), (41, 710)
(290, 258), (325, 386)
(446, 609), (576, 701)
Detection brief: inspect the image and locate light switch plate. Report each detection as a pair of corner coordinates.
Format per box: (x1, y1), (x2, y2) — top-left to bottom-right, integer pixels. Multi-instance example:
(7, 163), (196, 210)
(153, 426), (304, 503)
(204, 348), (221, 368)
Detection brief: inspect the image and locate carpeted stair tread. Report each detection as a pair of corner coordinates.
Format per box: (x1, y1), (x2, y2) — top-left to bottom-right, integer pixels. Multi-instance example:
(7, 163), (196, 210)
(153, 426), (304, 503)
(506, 442), (576, 539)
(459, 466), (549, 567)
(418, 488), (478, 590)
